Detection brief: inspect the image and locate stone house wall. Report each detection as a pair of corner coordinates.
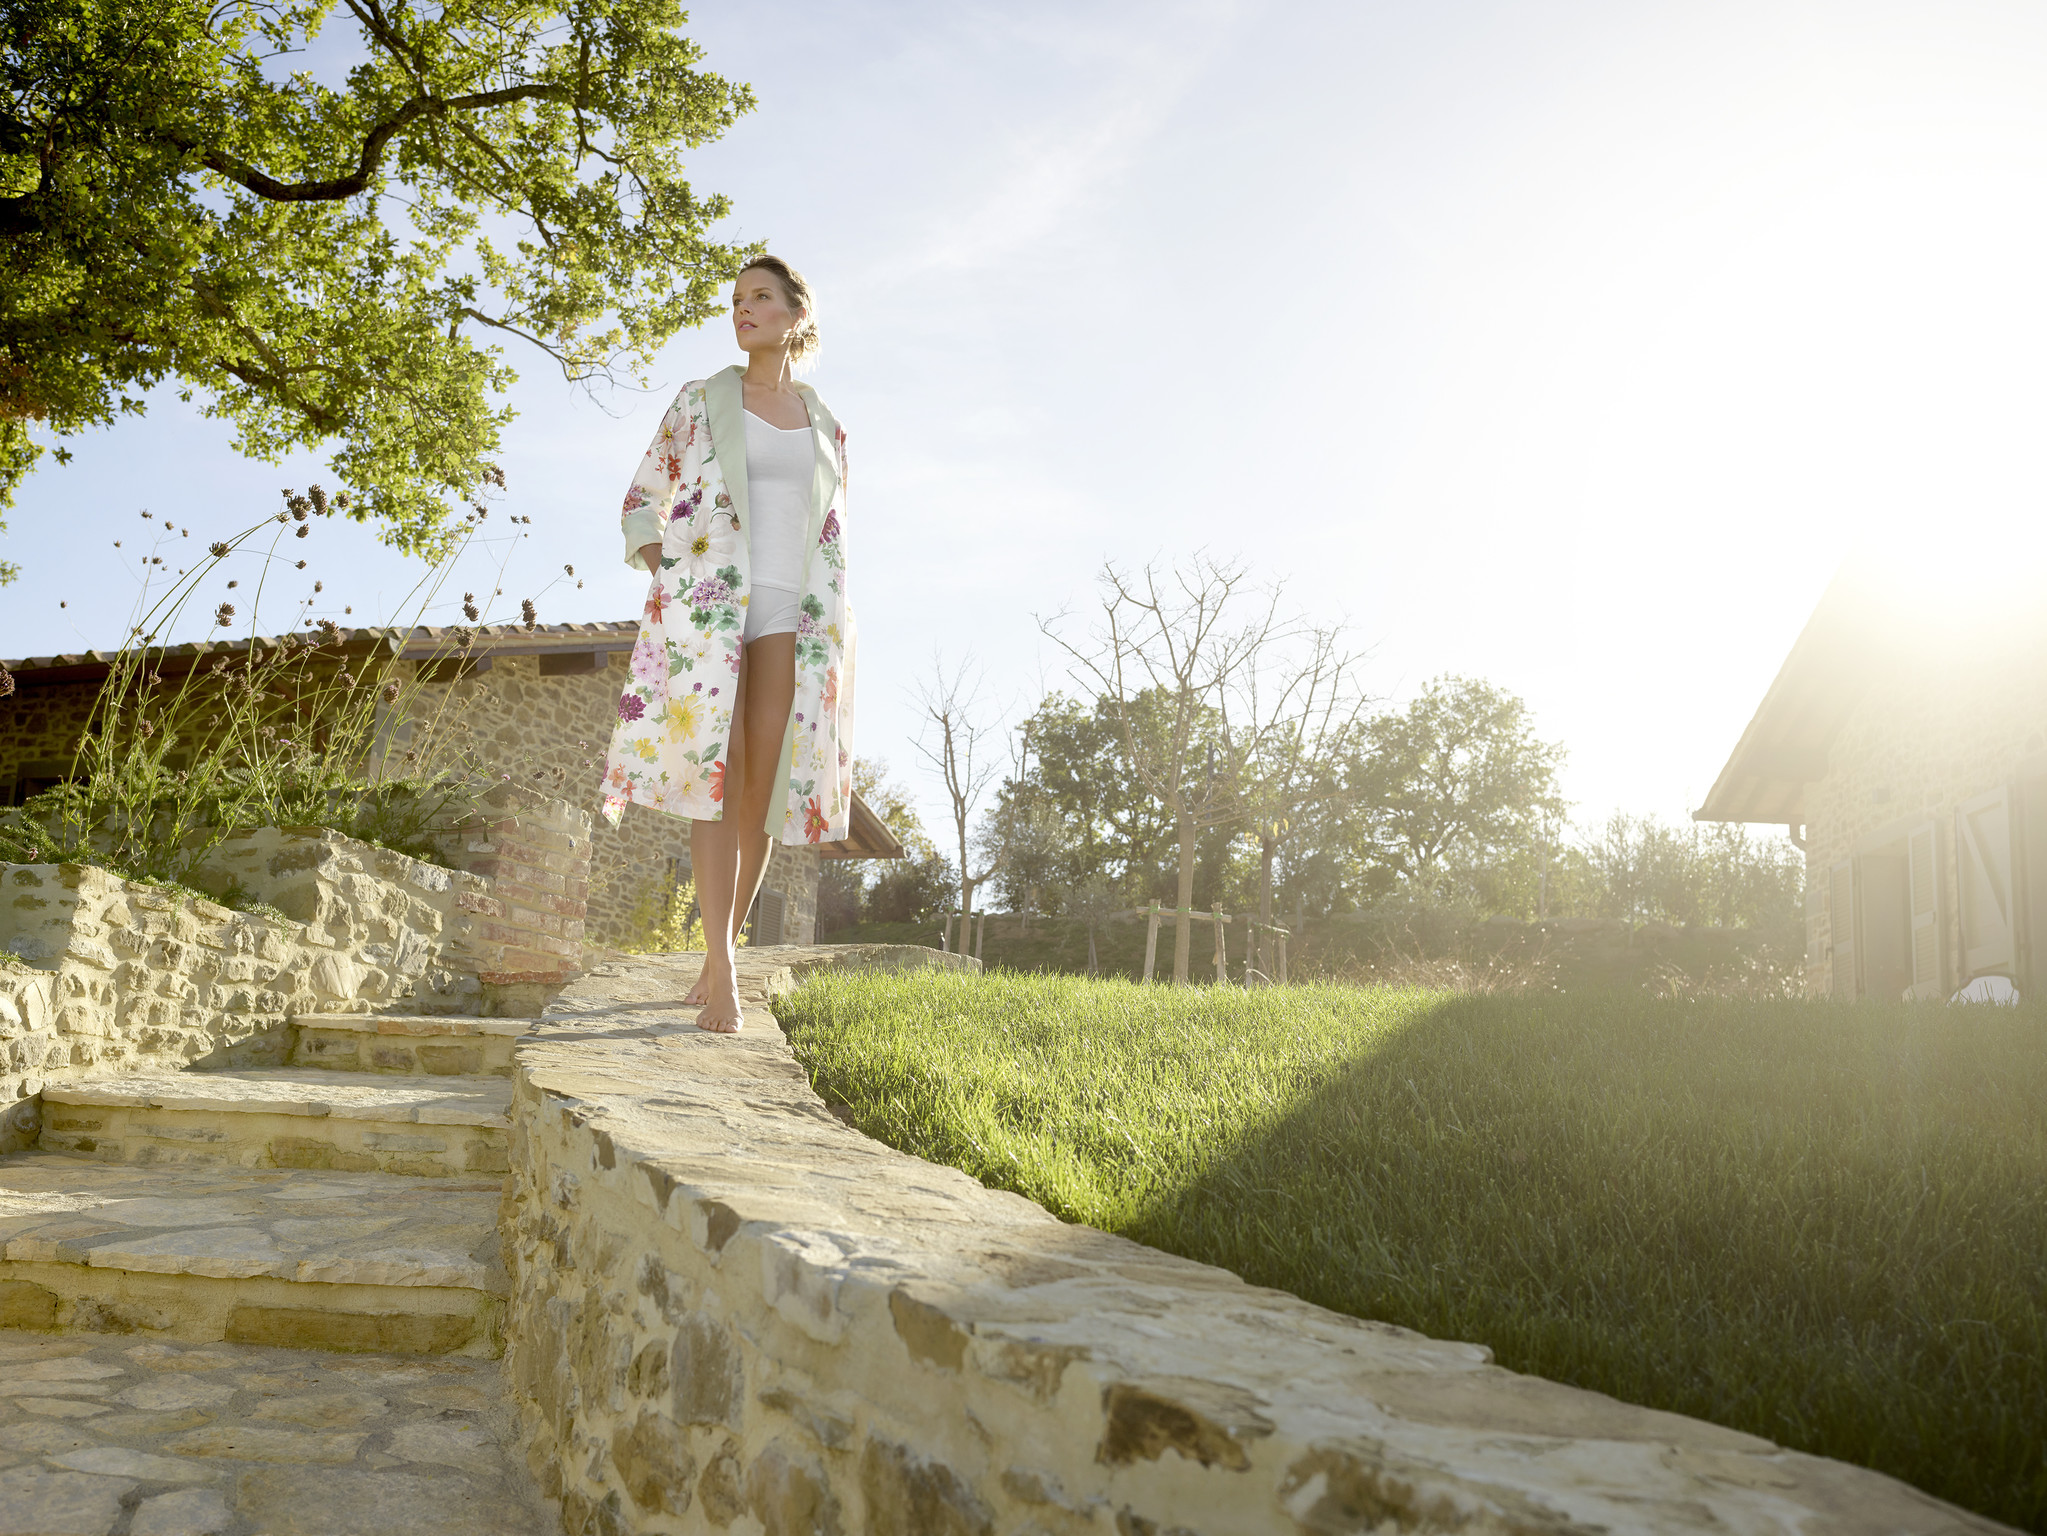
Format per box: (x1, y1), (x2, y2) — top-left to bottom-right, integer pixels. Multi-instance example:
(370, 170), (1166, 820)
(1800, 615), (2047, 998)
(0, 681), (94, 800)
(399, 652), (820, 947)
(3, 634), (823, 949)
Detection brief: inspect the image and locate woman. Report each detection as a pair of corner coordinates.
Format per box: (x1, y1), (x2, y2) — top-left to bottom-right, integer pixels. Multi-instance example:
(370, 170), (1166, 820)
(601, 257), (856, 1033)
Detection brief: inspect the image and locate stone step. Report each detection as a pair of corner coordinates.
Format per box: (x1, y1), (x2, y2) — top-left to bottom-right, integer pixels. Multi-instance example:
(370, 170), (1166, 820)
(38, 1071), (511, 1179)
(0, 1155), (506, 1357)
(290, 1014), (527, 1078)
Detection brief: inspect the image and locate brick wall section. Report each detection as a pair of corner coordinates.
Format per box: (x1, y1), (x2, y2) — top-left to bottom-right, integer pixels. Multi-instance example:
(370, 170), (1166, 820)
(436, 783), (594, 984)
(1799, 609), (2047, 996)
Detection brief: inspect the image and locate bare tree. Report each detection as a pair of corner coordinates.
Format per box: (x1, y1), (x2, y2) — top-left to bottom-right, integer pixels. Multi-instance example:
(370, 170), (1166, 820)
(1065, 873), (1119, 978)
(912, 653), (1002, 941)
(1042, 555), (1292, 983)
(1236, 623), (1374, 980)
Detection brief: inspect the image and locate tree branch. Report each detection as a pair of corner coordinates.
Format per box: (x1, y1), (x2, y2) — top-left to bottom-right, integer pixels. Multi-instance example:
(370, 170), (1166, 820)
(194, 84), (560, 202)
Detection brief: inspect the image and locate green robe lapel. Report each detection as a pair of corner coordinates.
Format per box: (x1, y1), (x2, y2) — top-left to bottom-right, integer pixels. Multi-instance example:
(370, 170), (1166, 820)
(705, 365), (748, 528)
(794, 383), (842, 551)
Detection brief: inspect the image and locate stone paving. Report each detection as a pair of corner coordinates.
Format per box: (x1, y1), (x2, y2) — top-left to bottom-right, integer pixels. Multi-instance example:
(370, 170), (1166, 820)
(0, 1329), (554, 1535)
(0, 1159), (504, 1292)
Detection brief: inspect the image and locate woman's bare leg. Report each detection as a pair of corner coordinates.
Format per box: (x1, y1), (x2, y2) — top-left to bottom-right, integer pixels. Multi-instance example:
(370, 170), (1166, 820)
(682, 836), (767, 1005)
(691, 651), (751, 1033)
(730, 630), (797, 930)
(692, 633), (797, 1033)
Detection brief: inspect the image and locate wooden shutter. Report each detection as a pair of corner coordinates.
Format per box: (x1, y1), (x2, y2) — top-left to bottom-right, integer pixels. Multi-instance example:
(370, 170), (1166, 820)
(1906, 821), (1942, 999)
(1955, 787), (2015, 979)
(749, 889), (786, 947)
(1829, 858), (1857, 1000)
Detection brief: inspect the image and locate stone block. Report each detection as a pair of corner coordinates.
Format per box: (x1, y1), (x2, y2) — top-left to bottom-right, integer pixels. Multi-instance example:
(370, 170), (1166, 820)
(858, 1439), (991, 1536)
(224, 1306), (479, 1355)
(670, 1314), (743, 1429)
(747, 1441), (841, 1536)
(0, 1278), (60, 1330)
(610, 1410), (695, 1516)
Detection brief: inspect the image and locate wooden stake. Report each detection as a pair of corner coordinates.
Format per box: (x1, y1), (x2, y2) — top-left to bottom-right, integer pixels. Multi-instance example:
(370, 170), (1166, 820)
(1213, 908), (1226, 984)
(1277, 929), (1288, 985)
(974, 910), (986, 961)
(1143, 903), (1160, 983)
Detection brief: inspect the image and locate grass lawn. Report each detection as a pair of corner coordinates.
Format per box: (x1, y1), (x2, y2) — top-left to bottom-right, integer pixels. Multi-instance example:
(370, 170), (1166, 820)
(777, 971), (2047, 1531)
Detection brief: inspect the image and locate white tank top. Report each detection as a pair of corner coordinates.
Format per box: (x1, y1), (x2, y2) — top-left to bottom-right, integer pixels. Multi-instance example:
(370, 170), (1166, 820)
(743, 409), (813, 592)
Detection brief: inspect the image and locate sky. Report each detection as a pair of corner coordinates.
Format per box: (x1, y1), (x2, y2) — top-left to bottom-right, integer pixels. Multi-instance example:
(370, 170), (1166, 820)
(9, 0), (2047, 846)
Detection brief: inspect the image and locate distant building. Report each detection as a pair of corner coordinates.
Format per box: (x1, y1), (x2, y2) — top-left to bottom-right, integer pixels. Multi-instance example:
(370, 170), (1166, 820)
(1695, 571), (2047, 1000)
(1, 621), (904, 948)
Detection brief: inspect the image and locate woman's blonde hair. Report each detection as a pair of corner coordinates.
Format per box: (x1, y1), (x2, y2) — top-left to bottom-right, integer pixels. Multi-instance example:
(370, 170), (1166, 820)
(740, 255), (819, 368)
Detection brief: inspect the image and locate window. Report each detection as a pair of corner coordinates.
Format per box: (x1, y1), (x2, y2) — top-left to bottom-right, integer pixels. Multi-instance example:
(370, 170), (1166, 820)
(746, 889), (786, 947)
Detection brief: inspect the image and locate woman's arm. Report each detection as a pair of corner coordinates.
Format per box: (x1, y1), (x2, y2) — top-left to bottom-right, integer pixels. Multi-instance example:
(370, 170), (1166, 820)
(621, 387), (697, 571)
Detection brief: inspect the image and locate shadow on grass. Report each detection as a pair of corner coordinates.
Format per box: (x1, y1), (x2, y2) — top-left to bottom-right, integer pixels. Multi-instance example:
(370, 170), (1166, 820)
(1120, 992), (2047, 1532)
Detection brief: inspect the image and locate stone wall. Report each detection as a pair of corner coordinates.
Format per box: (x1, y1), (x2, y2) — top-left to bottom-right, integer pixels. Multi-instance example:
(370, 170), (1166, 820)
(196, 827), (496, 1014)
(1802, 609), (2047, 996)
(0, 865), (333, 1130)
(499, 948), (1999, 1536)
(0, 809), (597, 1141)
(400, 653), (701, 950)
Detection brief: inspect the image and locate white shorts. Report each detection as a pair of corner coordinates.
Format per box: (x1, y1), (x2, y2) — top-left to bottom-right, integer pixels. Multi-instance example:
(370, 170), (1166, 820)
(744, 583), (801, 645)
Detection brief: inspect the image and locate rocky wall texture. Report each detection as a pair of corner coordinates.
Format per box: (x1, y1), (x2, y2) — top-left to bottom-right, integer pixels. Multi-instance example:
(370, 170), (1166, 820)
(198, 827), (492, 1007)
(500, 948), (2005, 1536)
(0, 865), (329, 1114)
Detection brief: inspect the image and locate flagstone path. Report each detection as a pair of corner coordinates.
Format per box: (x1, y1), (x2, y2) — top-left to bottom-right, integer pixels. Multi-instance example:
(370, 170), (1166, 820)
(0, 1329), (551, 1535)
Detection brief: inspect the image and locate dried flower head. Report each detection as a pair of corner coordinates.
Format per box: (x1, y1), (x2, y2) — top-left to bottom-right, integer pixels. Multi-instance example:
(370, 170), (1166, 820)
(296, 561), (306, 570)
(309, 485), (328, 516)
(563, 564), (575, 576)
(295, 524), (310, 540)
(520, 598), (537, 628)
(141, 510), (151, 518)
(0, 663), (13, 699)
(209, 541), (229, 557)
(227, 580), (238, 589)
(463, 601), (479, 621)
(337, 671), (357, 690)
(381, 680), (400, 703)
(213, 603), (235, 627)
(313, 581), (323, 593)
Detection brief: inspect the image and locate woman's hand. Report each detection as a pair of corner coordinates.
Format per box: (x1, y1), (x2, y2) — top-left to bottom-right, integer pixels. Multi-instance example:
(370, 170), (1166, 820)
(639, 542), (663, 574)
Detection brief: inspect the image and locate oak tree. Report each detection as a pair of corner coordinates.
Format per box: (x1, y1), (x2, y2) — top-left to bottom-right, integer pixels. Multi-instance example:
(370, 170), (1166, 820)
(1, 0), (755, 582)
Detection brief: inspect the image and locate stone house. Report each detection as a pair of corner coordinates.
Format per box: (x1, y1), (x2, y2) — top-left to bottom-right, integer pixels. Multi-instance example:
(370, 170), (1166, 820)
(1, 621), (903, 949)
(1694, 569), (2047, 1000)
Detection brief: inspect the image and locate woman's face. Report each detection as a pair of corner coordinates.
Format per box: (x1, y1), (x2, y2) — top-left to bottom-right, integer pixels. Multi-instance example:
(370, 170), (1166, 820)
(732, 270), (803, 356)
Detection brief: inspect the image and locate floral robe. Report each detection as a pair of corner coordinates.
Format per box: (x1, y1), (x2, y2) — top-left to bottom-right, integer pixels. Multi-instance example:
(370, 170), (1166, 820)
(600, 365), (856, 844)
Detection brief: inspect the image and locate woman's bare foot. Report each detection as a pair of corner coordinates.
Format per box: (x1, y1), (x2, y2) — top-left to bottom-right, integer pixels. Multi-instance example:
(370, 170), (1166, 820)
(682, 968), (710, 1007)
(695, 972), (745, 1034)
